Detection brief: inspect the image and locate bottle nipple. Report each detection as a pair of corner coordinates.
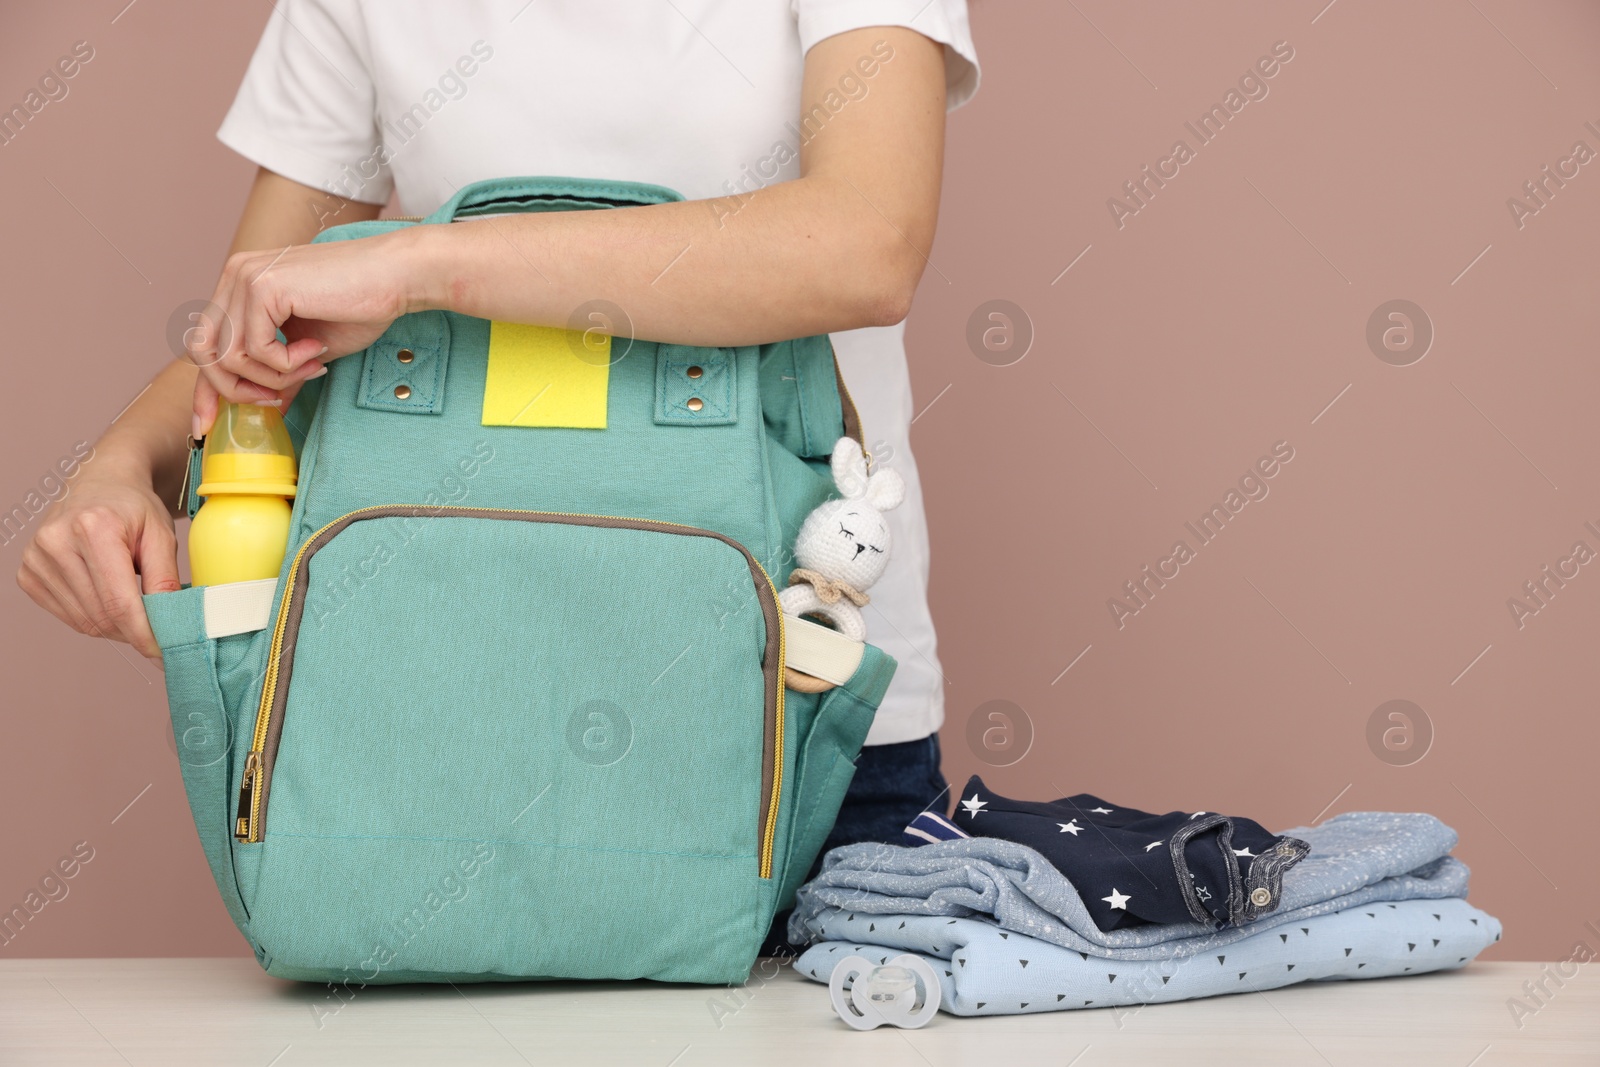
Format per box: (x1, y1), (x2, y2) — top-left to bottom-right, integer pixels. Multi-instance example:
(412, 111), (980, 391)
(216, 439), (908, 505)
(195, 402), (298, 498)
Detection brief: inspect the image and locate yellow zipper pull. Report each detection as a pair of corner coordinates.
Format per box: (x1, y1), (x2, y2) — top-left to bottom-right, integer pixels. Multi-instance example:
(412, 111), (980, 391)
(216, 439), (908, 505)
(235, 751), (261, 840)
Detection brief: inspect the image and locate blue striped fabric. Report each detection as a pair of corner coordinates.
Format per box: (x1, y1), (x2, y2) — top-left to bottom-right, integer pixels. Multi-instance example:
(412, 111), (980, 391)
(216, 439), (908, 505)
(903, 809), (970, 845)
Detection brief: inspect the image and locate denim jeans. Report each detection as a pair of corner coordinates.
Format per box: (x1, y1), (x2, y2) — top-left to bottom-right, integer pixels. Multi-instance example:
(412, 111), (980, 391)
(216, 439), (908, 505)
(761, 732), (947, 955)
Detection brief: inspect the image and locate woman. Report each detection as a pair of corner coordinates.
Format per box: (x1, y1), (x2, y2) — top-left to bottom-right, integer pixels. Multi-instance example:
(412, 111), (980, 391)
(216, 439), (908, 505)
(17, 0), (979, 942)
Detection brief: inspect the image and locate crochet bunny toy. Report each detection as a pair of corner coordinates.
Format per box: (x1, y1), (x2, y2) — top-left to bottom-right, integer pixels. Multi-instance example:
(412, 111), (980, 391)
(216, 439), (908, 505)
(780, 437), (905, 644)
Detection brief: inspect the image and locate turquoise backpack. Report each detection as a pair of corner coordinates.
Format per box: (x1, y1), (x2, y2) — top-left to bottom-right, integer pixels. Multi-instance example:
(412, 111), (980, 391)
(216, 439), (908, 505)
(142, 176), (896, 985)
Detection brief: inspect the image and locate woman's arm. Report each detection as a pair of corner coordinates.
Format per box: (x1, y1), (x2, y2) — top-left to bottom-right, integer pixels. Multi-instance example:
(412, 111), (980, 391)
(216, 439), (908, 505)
(16, 171), (379, 658)
(193, 26), (948, 415)
(430, 26), (947, 337)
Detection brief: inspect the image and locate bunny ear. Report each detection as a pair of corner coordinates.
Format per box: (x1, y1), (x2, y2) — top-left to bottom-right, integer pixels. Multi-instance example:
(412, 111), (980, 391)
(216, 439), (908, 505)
(830, 437), (870, 498)
(864, 468), (906, 512)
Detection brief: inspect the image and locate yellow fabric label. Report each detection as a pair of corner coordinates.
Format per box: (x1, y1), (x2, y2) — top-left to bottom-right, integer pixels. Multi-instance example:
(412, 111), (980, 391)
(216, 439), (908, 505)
(481, 322), (609, 428)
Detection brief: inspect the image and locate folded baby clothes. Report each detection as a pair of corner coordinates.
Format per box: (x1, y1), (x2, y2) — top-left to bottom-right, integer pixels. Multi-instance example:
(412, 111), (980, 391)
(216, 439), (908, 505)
(938, 776), (1310, 930)
(791, 811), (1468, 962)
(795, 897), (1501, 1016)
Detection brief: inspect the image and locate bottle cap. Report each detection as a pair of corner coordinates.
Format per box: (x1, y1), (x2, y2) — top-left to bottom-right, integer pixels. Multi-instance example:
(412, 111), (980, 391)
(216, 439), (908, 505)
(196, 402), (298, 497)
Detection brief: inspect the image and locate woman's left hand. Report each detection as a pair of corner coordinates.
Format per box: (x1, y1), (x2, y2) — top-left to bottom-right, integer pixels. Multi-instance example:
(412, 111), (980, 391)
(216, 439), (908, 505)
(187, 228), (425, 435)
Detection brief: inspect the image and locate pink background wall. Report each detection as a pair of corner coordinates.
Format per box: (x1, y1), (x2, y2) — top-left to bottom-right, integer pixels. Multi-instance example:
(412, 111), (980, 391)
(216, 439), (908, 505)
(2, 1), (1596, 961)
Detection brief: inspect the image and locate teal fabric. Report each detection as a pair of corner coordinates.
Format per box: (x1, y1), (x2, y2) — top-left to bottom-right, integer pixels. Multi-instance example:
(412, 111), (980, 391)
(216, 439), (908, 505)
(757, 338), (847, 462)
(355, 310), (451, 415)
(774, 644), (896, 908)
(656, 345), (737, 426)
(280, 376), (323, 454)
(144, 175), (897, 985)
(143, 586), (259, 936)
(251, 516), (770, 982)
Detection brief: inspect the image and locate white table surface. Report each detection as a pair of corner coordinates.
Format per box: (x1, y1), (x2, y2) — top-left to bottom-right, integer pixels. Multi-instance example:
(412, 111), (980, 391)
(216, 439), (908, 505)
(1, 958), (1594, 1066)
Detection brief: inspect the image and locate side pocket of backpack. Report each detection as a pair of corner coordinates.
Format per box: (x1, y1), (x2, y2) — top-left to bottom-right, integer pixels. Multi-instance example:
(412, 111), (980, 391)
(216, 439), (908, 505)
(774, 643), (898, 909)
(143, 585), (255, 938)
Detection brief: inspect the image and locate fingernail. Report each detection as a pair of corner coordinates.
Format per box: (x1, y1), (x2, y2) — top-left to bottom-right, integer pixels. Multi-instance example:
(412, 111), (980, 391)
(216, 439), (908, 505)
(307, 362), (329, 379)
(191, 413), (204, 438)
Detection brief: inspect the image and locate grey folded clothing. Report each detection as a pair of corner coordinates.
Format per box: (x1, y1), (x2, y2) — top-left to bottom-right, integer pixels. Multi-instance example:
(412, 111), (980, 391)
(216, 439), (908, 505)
(790, 811), (1468, 962)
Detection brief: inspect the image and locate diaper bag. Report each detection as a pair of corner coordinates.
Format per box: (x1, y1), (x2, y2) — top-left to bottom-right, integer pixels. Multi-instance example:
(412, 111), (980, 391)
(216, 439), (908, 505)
(141, 176), (896, 985)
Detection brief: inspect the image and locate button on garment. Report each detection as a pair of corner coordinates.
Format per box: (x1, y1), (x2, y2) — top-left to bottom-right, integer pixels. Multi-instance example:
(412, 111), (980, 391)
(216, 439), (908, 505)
(944, 776), (1311, 931)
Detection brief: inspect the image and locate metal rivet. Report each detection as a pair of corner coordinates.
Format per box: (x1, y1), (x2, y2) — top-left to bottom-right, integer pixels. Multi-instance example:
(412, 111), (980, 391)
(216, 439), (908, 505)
(394, 384), (412, 400)
(1250, 888), (1272, 907)
(686, 365), (703, 379)
(686, 397), (704, 412)
(397, 348), (415, 364)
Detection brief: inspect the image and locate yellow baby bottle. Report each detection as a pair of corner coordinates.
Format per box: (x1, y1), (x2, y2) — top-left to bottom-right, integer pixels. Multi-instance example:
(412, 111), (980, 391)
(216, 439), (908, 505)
(187, 402), (298, 586)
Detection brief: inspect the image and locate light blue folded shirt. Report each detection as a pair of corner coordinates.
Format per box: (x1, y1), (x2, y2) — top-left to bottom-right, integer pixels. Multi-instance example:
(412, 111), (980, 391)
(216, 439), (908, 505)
(796, 897), (1501, 1016)
(791, 812), (1469, 962)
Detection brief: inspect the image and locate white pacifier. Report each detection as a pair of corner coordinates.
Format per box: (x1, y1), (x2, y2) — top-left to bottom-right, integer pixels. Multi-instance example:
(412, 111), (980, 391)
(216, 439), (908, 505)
(828, 953), (942, 1030)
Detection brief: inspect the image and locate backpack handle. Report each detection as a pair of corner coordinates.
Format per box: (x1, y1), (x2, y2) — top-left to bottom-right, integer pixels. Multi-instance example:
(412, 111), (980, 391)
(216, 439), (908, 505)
(423, 176), (684, 225)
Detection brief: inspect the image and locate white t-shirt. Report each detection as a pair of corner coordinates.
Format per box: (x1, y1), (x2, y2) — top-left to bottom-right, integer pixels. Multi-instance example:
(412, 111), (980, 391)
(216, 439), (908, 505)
(217, 0), (979, 745)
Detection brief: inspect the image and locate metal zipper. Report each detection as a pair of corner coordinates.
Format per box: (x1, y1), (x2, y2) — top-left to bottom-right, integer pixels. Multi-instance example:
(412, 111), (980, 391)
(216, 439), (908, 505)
(234, 504), (788, 879)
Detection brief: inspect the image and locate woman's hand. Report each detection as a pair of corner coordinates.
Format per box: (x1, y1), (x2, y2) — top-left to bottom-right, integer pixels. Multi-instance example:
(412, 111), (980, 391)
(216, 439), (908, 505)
(17, 464), (183, 660)
(188, 228), (425, 435)
(16, 170), (383, 657)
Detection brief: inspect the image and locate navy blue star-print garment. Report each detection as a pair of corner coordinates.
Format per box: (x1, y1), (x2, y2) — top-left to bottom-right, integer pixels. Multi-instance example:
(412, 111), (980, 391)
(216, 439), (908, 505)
(948, 777), (1311, 932)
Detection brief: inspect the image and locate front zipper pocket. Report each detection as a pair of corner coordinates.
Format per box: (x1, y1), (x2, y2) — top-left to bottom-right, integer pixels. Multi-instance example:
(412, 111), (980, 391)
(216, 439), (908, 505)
(234, 506), (785, 880)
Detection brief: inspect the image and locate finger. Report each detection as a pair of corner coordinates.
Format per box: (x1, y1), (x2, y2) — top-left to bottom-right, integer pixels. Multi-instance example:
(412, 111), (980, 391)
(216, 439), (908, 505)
(222, 261), (299, 390)
(240, 245), (306, 371)
(265, 358), (327, 411)
(226, 249), (305, 379)
(287, 355), (328, 384)
(242, 282), (296, 374)
(187, 273), (241, 372)
(35, 537), (109, 642)
(192, 375), (220, 439)
(136, 519), (183, 596)
(73, 512), (148, 649)
(214, 253), (255, 379)
(195, 353), (277, 417)
(222, 382), (286, 407)
(284, 337), (332, 371)
(127, 522), (182, 657)
(211, 362), (284, 406)
(83, 532), (157, 657)
(178, 301), (227, 370)
(17, 549), (76, 630)
(275, 377), (309, 409)
(220, 351), (298, 393)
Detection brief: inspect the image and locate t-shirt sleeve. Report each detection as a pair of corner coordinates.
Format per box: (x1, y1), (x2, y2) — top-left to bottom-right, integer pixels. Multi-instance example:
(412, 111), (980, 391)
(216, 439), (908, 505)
(794, 0), (980, 110)
(216, 0), (391, 204)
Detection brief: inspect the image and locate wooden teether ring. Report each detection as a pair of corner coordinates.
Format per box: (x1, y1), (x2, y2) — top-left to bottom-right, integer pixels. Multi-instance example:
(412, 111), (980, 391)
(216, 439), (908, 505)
(784, 667), (837, 693)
